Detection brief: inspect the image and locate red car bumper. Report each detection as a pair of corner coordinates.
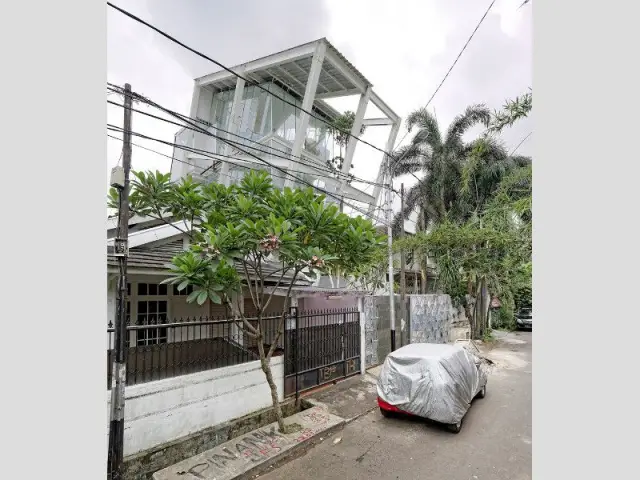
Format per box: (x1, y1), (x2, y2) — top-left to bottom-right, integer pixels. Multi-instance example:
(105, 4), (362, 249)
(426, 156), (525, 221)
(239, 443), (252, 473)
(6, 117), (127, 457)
(377, 397), (407, 414)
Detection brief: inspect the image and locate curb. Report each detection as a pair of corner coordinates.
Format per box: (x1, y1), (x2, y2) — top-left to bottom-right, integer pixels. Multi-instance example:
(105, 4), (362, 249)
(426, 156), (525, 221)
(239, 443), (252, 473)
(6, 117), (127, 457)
(345, 404), (378, 424)
(236, 420), (346, 480)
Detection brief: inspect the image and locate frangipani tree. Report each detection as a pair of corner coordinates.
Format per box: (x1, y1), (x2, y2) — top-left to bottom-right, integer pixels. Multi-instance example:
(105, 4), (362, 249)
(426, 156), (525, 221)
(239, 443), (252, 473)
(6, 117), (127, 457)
(111, 170), (384, 432)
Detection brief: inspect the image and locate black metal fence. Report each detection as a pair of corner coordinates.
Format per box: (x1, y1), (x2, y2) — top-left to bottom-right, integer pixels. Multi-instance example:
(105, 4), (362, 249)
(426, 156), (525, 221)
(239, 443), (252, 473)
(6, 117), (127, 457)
(106, 307), (363, 392)
(106, 313), (284, 389)
(283, 308), (361, 396)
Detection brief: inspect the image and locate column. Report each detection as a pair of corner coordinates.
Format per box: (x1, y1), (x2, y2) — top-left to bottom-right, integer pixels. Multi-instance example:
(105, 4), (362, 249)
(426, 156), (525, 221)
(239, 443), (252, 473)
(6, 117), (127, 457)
(341, 86), (370, 176)
(358, 297), (366, 376)
(218, 68), (246, 186)
(283, 42), (327, 188)
(367, 121), (400, 217)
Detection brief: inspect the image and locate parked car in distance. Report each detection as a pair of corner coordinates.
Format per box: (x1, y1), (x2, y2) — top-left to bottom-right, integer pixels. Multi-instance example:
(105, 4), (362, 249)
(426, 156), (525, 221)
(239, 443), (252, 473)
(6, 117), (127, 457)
(516, 307), (532, 329)
(377, 343), (488, 433)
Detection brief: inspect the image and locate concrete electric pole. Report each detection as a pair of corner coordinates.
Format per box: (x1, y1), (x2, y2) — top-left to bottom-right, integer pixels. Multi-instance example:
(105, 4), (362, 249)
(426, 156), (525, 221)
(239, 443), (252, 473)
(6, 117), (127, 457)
(386, 155), (396, 352)
(108, 83), (133, 480)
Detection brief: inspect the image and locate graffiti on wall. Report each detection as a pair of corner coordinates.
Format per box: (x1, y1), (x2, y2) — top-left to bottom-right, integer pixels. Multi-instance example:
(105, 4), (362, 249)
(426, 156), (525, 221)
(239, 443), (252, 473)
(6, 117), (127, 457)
(165, 409), (334, 480)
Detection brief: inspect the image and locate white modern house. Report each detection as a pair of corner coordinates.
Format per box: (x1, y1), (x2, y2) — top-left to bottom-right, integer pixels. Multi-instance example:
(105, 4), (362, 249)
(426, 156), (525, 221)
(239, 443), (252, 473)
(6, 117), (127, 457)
(171, 37), (401, 218)
(107, 36), (405, 321)
(105, 39), (401, 462)
(106, 37), (404, 333)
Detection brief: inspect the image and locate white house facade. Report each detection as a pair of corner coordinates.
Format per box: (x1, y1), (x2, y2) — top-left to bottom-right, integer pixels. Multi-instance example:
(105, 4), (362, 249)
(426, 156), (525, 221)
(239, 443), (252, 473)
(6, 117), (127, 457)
(105, 40), (402, 460)
(171, 38), (401, 221)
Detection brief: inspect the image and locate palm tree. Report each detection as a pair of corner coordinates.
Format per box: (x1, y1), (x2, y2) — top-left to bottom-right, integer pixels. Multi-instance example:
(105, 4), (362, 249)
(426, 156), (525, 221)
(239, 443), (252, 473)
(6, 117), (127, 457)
(391, 105), (530, 293)
(392, 105), (530, 232)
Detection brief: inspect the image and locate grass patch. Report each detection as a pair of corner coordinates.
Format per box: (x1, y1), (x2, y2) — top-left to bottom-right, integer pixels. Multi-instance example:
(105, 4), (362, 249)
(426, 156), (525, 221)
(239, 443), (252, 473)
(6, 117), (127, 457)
(482, 329), (496, 343)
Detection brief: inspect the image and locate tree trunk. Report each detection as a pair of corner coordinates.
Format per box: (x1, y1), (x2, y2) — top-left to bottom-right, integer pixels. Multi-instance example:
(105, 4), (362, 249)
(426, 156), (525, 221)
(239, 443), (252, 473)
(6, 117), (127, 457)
(472, 276), (489, 339)
(464, 296), (474, 327)
(256, 340), (286, 432)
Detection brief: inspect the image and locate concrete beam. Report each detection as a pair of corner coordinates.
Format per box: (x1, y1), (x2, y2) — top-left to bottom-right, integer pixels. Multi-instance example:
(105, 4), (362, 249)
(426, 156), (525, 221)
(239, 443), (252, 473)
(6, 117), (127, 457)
(174, 83), (202, 179)
(362, 117), (395, 127)
(368, 121), (400, 217)
(284, 42), (327, 188)
(370, 90), (401, 124)
(341, 86), (370, 176)
(315, 88), (361, 100)
(218, 68), (246, 186)
(195, 42), (317, 87)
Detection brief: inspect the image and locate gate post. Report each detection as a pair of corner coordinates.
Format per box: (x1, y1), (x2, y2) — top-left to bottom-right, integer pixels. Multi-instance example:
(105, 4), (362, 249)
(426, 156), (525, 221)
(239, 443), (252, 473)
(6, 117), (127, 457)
(342, 310), (348, 377)
(358, 297), (365, 376)
(290, 305), (300, 404)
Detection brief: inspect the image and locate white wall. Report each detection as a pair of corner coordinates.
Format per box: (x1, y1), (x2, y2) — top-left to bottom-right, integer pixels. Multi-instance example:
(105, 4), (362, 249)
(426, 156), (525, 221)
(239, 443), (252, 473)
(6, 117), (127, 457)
(107, 277), (116, 325)
(300, 296), (358, 311)
(107, 356), (284, 457)
(298, 296), (359, 328)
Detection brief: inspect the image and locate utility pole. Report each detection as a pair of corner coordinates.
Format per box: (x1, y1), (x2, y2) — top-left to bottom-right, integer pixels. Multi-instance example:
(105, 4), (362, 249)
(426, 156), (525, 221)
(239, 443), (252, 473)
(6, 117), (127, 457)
(399, 183), (407, 347)
(385, 155), (396, 352)
(108, 83), (133, 480)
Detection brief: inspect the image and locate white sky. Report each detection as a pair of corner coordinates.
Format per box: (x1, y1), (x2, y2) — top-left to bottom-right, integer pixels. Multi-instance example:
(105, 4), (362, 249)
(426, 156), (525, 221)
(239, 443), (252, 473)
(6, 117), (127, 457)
(107, 0), (532, 228)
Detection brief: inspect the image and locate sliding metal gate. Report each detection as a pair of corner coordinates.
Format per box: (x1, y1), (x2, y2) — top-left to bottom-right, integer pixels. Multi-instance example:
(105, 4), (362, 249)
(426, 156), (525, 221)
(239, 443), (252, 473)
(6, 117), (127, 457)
(284, 307), (361, 397)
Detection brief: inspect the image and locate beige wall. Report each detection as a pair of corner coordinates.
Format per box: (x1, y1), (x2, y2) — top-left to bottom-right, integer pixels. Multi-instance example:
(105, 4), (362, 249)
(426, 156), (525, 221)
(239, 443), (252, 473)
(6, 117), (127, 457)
(107, 274), (238, 346)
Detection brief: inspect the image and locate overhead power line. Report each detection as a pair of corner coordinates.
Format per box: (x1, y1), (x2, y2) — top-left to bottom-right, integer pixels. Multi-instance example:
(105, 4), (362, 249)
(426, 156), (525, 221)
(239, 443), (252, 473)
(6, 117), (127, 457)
(392, 0), (497, 158)
(108, 132), (392, 222)
(387, 0), (498, 222)
(510, 132), (532, 155)
(107, 125), (388, 226)
(424, 0), (497, 110)
(105, 86), (390, 219)
(107, 2), (395, 160)
(106, 129), (386, 198)
(107, 125), (388, 225)
(106, 93), (388, 190)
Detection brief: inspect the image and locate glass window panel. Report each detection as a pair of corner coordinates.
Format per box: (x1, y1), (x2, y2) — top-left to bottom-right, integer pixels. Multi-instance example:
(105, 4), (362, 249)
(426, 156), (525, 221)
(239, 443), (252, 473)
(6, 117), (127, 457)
(148, 284), (158, 295)
(159, 284), (167, 296)
(138, 283), (147, 295)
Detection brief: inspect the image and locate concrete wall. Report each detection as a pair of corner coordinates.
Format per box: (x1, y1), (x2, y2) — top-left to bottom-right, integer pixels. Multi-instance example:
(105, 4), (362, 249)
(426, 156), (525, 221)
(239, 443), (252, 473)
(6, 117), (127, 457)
(408, 294), (454, 344)
(107, 357), (284, 456)
(363, 295), (402, 368)
(363, 294), (460, 367)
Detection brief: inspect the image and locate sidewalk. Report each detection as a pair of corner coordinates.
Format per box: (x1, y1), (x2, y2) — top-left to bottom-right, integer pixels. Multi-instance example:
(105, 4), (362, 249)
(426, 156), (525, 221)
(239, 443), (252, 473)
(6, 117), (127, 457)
(302, 367), (382, 422)
(152, 369), (383, 480)
(153, 406), (344, 480)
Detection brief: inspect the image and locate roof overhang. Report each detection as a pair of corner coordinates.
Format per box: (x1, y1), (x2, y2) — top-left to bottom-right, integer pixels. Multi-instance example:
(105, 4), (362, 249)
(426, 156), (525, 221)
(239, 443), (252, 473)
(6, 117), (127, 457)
(194, 38), (375, 121)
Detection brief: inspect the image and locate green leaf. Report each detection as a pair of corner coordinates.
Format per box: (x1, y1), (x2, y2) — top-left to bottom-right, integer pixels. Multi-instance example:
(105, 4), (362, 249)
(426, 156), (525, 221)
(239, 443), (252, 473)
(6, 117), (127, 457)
(177, 280), (190, 292)
(209, 292), (222, 304)
(186, 290), (200, 304)
(196, 290), (208, 305)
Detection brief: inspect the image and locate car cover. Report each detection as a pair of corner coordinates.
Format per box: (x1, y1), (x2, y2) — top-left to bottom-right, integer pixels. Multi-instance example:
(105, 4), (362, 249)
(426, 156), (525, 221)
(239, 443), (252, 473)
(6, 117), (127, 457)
(377, 343), (487, 424)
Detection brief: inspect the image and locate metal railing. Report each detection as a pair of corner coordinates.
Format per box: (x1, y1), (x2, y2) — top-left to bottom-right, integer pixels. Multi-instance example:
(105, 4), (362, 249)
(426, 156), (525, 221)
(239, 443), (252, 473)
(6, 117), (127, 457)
(106, 313), (285, 389)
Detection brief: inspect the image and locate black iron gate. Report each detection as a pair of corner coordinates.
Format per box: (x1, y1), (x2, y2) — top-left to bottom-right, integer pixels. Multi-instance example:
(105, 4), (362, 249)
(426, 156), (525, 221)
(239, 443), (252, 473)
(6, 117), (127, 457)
(284, 307), (361, 397)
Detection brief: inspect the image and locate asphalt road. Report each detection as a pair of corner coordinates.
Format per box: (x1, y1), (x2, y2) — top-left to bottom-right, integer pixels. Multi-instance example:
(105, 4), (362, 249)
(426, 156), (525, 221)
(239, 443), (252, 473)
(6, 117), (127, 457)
(259, 331), (532, 480)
